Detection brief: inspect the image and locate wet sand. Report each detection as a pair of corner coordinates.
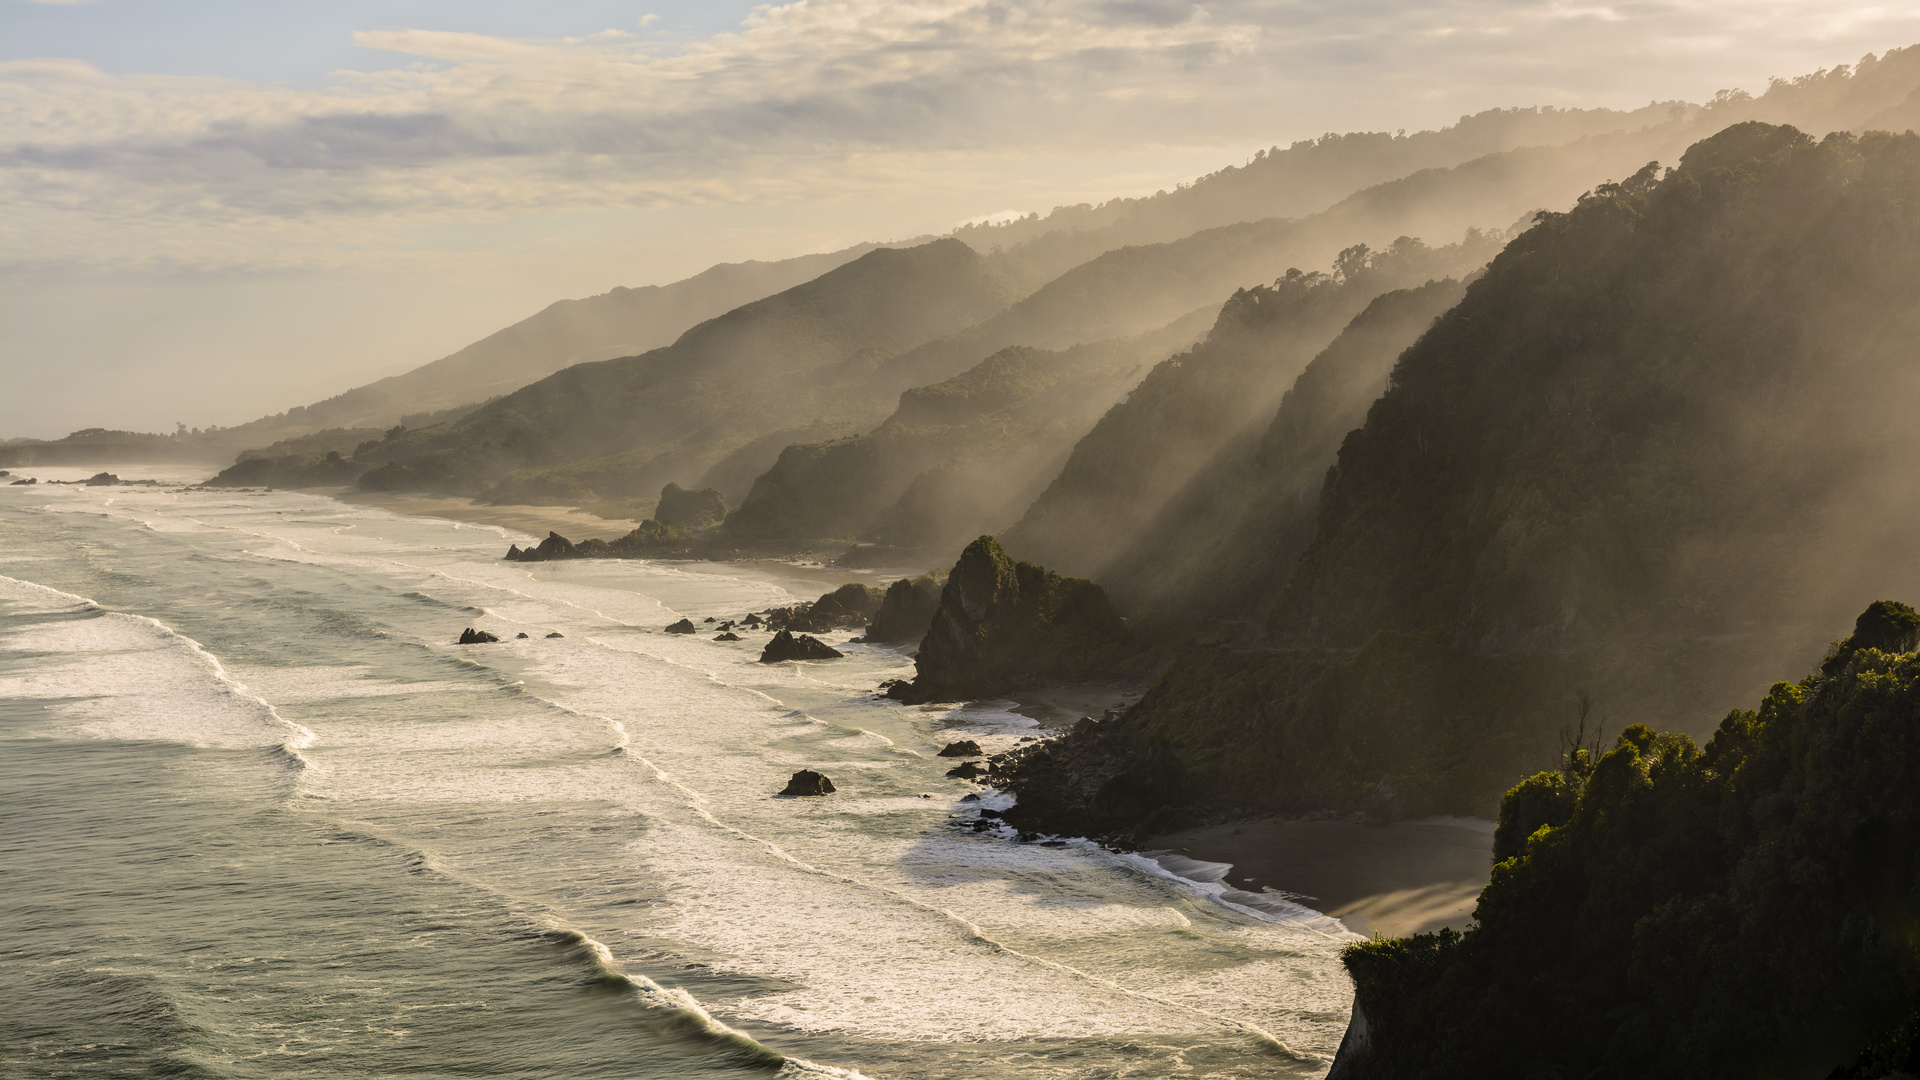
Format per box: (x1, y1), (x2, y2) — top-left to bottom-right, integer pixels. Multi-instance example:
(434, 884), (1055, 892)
(1147, 816), (1496, 938)
(1007, 683), (1148, 728)
(307, 488), (640, 542)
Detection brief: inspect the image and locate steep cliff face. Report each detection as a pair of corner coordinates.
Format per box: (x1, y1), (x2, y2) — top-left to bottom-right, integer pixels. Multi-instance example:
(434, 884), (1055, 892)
(892, 537), (1131, 703)
(999, 234), (1500, 581)
(1098, 278), (1467, 630)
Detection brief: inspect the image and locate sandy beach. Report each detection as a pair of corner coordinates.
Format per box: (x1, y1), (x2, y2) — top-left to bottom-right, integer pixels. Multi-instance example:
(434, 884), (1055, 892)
(306, 488), (641, 542)
(1147, 816), (1496, 938)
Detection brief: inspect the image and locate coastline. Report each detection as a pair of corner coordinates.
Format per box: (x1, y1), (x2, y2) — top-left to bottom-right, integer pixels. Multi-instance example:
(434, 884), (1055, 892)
(1144, 815), (1495, 938)
(300, 483), (1488, 941)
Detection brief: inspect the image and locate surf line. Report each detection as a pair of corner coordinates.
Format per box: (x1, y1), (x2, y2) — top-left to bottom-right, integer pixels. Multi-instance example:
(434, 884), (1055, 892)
(603, 728), (1322, 1064)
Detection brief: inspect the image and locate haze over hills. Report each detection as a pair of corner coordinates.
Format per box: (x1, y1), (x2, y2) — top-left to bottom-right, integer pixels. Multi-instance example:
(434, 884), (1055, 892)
(352, 239), (1018, 506)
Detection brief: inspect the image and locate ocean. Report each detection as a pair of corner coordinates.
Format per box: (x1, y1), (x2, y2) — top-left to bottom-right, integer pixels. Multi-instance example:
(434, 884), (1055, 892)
(1, 467), (1354, 1079)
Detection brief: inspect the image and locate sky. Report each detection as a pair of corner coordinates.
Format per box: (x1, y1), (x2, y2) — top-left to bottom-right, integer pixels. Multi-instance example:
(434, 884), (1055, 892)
(2, 0), (1917, 438)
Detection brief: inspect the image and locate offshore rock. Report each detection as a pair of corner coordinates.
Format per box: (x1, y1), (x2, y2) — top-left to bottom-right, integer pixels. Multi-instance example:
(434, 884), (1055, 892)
(545, 631), (564, 638)
(84, 472), (120, 486)
(714, 632), (741, 641)
(893, 536), (1131, 703)
(780, 769), (836, 796)
(456, 628), (500, 644)
(759, 630), (844, 662)
(506, 531), (580, 562)
(937, 740), (983, 757)
(945, 761), (988, 780)
(664, 618), (698, 634)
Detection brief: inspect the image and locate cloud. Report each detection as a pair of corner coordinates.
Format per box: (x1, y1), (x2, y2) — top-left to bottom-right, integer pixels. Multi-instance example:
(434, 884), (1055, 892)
(3, 0), (1917, 274)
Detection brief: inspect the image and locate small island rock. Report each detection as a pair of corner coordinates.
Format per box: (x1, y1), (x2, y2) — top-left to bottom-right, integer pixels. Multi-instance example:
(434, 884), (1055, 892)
(759, 630), (844, 662)
(665, 618), (698, 634)
(937, 740), (983, 757)
(457, 627), (500, 644)
(714, 632), (741, 641)
(780, 769), (836, 796)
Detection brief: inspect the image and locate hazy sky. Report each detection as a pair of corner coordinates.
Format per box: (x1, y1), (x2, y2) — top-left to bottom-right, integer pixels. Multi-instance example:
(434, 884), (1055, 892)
(3, 1), (1916, 438)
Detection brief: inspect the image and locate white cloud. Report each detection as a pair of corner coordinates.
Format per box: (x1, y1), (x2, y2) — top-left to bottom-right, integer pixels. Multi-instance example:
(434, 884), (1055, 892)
(2, 0), (1916, 274)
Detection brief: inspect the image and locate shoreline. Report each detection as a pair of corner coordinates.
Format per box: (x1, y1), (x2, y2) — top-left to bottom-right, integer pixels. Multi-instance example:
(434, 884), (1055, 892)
(1143, 815), (1495, 938)
(303, 482), (1488, 939)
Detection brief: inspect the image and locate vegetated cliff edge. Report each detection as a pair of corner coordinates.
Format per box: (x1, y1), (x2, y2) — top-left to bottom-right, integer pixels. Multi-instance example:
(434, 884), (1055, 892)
(993, 122), (1920, 838)
(1328, 601), (1920, 1079)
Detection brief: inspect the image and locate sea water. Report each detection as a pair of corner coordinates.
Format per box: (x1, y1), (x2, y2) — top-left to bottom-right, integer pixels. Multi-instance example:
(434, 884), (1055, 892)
(0, 467), (1354, 1079)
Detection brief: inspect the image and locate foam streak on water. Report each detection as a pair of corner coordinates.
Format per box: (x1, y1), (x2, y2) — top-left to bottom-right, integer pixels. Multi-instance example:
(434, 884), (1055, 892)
(0, 469), (1350, 1079)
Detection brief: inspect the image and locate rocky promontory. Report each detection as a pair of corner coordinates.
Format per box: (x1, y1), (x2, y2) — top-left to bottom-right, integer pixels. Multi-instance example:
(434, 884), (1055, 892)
(889, 536), (1132, 703)
(759, 630), (844, 662)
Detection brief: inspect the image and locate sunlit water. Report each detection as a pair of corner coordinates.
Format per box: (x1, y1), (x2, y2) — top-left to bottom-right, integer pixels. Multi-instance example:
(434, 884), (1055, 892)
(1, 466), (1354, 1079)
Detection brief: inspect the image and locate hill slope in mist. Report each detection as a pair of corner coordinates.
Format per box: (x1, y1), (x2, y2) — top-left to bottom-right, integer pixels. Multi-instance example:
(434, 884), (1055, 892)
(996, 122), (1920, 842)
(1097, 277), (1468, 630)
(718, 305), (1216, 552)
(355, 240), (1018, 503)
(1000, 235), (1500, 581)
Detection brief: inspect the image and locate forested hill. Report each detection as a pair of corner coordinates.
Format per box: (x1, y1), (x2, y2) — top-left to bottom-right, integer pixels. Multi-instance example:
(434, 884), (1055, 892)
(1277, 123), (1920, 693)
(992, 121), (1920, 843)
(354, 240), (1018, 503)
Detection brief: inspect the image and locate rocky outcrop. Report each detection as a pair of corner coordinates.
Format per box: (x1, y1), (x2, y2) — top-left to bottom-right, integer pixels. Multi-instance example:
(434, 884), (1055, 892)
(763, 584), (889, 634)
(779, 769), (836, 796)
(505, 531), (581, 562)
(864, 572), (946, 644)
(714, 632), (741, 641)
(654, 482), (727, 527)
(84, 472), (120, 486)
(937, 740), (982, 757)
(759, 630), (845, 662)
(664, 618), (698, 634)
(945, 761), (988, 779)
(889, 536), (1131, 703)
(457, 628), (500, 644)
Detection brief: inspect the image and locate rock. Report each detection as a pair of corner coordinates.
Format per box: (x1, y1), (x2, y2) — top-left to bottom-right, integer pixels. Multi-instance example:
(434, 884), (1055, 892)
(703, 616), (716, 623)
(892, 536), (1130, 703)
(717, 620), (736, 631)
(714, 632), (741, 641)
(865, 572), (946, 643)
(9, 478), (35, 485)
(937, 740), (983, 757)
(510, 531), (582, 562)
(546, 631), (564, 638)
(1072, 716), (1098, 736)
(655, 482), (727, 528)
(946, 761), (988, 779)
(960, 793), (981, 802)
(457, 628), (500, 644)
(779, 769), (836, 796)
(742, 613), (764, 628)
(665, 618), (698, 634)
(515, 632), (529, 639)
(759, 630), (844, 662)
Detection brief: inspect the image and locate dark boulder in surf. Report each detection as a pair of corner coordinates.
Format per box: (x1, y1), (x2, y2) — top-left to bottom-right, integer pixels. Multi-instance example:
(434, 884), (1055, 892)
(780, 769), (837, 796)
(946, 761), (988, 780)
(937, 740), (983, 757)
(457, 627), (500, 644)
(506, 544), (524, 560)
(546, 631), (564, 638)
(84, 472), (120, 486)
(759, 630), (844, 662)
(742, 613), (765, 628)
(714, 632), (741, 641)
(665, 618), (698, 634)
(515, 632), (529, 639)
